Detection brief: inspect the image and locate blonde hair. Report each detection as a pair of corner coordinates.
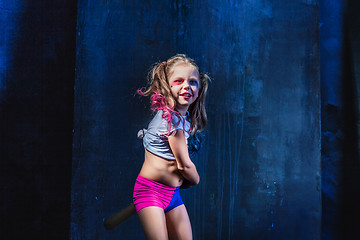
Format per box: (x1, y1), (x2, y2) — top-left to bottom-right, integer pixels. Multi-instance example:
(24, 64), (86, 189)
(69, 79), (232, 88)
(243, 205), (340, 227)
(138, 54), (210, 134)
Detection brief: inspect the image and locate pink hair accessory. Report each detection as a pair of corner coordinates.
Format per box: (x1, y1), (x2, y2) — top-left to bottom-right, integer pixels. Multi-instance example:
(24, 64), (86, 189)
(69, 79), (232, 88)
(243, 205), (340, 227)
(162, 61), (167, 66)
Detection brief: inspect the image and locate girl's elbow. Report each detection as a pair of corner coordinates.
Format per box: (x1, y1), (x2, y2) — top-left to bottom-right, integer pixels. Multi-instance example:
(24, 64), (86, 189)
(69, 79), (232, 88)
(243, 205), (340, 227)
(194, 175), (200, 185)
(189, 175), (200, 186)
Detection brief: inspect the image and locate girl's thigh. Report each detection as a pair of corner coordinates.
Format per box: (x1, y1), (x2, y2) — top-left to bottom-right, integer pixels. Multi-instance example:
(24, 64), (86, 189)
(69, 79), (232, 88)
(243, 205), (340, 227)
(165, 205), (193, 240)
(137, 206), (168, 240)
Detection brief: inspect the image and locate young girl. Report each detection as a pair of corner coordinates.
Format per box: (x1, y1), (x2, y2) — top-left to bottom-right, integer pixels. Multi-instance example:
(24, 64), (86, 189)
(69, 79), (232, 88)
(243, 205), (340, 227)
(133, 54), (210, 239)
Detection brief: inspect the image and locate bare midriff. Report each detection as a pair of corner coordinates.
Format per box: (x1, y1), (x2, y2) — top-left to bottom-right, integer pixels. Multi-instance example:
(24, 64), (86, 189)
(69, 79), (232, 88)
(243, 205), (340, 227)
(138, 148), (184, 188)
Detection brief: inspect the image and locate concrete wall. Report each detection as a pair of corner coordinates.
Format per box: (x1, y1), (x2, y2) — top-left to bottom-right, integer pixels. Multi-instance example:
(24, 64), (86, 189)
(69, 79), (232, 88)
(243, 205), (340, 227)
(71, 0), (321, 239)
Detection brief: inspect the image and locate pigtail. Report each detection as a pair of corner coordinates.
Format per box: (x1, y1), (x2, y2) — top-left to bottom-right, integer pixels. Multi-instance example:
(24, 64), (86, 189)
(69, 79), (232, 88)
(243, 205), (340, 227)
(137, 61), (179, 135)
(138, 62), (176, 108)
(189, 72), (210, 134)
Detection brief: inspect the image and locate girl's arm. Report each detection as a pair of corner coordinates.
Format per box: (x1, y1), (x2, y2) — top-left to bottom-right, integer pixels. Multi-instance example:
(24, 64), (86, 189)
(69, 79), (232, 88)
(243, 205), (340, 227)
(168, 130), (200, 186)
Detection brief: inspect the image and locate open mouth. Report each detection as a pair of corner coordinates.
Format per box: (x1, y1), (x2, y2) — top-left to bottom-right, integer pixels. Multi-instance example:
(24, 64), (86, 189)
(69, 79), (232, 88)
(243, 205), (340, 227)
(180, 92), (192, 98)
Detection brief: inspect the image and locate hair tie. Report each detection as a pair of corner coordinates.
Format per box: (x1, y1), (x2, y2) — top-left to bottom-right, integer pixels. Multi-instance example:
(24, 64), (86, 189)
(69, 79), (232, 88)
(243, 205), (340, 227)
(162, 61), (167, 66)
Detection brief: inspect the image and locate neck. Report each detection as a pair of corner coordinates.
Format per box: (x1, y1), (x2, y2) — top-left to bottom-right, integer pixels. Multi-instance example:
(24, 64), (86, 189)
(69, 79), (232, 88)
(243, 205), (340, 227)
(175, 106), (188, 116)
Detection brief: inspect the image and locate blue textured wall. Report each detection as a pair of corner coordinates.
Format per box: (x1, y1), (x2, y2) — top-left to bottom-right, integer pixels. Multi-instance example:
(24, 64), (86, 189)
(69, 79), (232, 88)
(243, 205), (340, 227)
(71, 0), (320, 239)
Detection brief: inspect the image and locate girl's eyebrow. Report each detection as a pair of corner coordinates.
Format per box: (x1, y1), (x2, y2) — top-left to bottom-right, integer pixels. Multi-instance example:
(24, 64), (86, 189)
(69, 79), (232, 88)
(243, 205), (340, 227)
(171, 75), (198, 81)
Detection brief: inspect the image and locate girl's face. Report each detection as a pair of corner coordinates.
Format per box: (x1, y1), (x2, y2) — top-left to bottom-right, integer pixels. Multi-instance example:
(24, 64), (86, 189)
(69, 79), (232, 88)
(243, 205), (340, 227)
(168, 63), (200, 115)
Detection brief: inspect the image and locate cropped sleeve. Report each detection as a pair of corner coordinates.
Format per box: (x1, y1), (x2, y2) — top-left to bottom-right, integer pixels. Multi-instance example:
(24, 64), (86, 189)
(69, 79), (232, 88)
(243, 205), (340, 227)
(169, 114), (191, 141)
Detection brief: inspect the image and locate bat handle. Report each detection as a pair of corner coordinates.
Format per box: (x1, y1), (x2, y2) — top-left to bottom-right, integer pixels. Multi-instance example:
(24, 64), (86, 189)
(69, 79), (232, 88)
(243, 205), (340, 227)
(104, 203), (137, 230)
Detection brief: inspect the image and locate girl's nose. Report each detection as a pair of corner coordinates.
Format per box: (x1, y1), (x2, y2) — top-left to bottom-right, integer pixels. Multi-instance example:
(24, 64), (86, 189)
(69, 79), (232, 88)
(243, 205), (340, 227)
(183, 81), (190, 89)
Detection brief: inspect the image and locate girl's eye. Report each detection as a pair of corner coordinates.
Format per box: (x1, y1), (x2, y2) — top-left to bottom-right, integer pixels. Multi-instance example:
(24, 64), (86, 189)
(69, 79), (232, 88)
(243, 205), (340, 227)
(190, 80), (198, 86)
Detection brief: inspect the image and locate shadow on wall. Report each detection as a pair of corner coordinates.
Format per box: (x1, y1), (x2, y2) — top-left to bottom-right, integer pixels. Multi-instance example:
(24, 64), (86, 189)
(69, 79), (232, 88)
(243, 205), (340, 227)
(339, 0), (360, 238)
(320, 0), (360, 239)
(0, 1), (77, 239)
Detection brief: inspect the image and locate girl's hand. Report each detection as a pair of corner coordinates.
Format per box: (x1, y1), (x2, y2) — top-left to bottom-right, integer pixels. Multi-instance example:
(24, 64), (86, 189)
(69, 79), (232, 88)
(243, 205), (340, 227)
(168, 130), (200, 186)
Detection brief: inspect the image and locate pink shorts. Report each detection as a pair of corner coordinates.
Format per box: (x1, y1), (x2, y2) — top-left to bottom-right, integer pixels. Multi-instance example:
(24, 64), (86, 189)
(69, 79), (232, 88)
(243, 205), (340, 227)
(133, 175), (183, 213)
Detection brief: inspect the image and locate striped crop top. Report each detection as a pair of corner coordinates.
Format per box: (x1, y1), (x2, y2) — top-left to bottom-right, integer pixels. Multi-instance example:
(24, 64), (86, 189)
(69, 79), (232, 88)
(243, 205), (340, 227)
(137, 110), (191, 160)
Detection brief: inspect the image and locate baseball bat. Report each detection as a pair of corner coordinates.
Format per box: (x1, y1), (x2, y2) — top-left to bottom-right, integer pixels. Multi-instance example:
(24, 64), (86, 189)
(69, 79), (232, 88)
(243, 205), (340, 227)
(104, 203), (136, 230)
